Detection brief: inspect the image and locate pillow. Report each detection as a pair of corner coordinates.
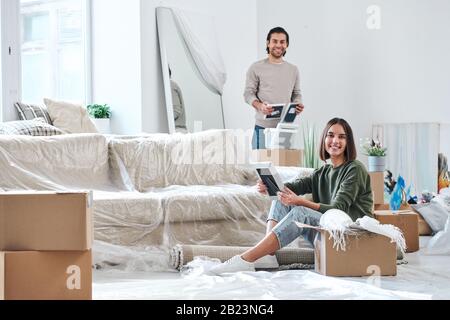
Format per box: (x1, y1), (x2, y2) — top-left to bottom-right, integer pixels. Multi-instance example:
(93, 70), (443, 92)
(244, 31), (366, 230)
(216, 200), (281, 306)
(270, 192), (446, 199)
(412, 201), (450, 234)
(14, 102), (53, 124)
(44, 98), (98, 134)
(0, 119), (65, 136)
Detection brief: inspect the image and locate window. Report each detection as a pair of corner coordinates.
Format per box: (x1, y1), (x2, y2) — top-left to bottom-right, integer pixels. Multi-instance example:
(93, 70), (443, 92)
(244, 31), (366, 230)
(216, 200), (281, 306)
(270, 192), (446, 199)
(20, 0), (90, 104)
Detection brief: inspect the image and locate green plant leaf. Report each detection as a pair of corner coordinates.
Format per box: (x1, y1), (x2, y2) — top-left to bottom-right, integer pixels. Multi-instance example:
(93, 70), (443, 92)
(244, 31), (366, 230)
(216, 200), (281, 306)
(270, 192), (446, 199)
(87, 104), (111, 119)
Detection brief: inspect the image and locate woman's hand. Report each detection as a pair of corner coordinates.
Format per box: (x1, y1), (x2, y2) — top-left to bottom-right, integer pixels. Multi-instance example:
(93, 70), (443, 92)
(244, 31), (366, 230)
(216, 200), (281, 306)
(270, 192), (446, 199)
(257, 179), (268, 195)
(278, 187), (303, 206)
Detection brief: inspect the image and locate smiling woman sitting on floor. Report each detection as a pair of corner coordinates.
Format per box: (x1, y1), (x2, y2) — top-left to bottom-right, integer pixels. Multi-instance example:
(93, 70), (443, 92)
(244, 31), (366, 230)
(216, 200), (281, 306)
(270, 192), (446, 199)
(209, 118), (374, 275)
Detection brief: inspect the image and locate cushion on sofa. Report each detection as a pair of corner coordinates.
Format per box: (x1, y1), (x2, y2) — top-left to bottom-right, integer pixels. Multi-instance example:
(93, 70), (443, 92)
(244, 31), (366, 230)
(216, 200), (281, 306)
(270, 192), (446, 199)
(0, 119), (64, 136)
(14, 102), (53, 124)
(44, 98), (98, 134)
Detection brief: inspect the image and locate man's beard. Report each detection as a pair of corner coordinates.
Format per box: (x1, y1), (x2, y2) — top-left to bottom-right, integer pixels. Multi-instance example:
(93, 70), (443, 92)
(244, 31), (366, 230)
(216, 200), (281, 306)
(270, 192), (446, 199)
(270, 48), (286, 58)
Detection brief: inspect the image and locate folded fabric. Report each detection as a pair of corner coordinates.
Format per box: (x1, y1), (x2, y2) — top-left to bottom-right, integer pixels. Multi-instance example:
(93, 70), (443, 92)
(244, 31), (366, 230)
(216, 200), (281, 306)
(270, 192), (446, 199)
(425, 217), (450, 255)
(354, 216), (407, 254)
(412, 200), (450, 233)
(319, 209), (353, 251)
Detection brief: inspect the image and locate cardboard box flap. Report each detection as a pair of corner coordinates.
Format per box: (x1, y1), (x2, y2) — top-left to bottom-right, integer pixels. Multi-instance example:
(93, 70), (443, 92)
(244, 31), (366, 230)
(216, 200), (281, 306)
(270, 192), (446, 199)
(295, 221), (370, 235)
(374, 210), (415, 216)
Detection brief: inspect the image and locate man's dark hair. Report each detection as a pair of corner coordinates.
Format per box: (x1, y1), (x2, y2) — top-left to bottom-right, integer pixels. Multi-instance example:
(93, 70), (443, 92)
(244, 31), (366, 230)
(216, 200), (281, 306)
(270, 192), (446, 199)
(266, 27), (289, 55)
(319, 118), (357, 163)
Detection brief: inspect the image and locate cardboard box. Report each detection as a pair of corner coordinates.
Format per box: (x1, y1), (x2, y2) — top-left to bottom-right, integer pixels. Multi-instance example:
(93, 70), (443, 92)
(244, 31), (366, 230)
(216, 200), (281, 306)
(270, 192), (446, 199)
(251, 149), (303, 167)
(374, 210), (419, 252)
(374, 203), (389, 211)
(369, 172), (385, 205)
(417, 214), (433, 236)
(314, 230), (397, 277)
(374, 204), (432, 236)
(0, 250), (92, 300)
(0, 192), (93, 251)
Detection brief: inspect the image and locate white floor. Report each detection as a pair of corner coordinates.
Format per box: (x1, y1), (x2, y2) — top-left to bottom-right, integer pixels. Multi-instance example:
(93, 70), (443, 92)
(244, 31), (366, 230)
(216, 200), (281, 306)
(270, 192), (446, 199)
(93, 237), (450, 300)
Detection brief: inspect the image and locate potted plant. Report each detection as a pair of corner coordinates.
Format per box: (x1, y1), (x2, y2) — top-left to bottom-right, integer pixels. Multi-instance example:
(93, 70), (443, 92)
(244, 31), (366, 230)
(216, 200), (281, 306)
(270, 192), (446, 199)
(87, 104), (111, 134)
(361, 138), (387, 172)
(302, 123), (321, 169)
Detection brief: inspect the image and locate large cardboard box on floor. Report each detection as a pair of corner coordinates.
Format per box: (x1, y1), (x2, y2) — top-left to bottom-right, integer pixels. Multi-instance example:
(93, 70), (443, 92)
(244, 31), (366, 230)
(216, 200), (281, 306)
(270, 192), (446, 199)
(0, 191), (93, 251)
(313, 228), (397, 277)
(369, 172), (385, 205)
(373, 210), (419, 253)
(0, 250), (92, 300)
(251, 149), (303, 167)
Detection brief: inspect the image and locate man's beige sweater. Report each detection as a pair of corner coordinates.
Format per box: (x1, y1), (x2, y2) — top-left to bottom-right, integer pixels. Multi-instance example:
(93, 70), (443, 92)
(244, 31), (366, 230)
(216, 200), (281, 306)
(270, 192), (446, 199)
(244, 58), (302, 128)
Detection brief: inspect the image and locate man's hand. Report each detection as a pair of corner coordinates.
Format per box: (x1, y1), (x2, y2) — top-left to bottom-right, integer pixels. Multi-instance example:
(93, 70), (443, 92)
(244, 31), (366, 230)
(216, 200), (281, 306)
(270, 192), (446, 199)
(296, 103), (305, 115)
(258, 102), (274, 115)
(256, 179), (268, 195)
(278, 187), (303, 206)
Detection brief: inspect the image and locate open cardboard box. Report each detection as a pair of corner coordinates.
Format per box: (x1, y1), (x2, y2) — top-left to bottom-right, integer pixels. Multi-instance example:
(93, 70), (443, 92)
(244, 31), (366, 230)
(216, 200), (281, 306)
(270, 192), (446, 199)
(295, 222), (397, 277)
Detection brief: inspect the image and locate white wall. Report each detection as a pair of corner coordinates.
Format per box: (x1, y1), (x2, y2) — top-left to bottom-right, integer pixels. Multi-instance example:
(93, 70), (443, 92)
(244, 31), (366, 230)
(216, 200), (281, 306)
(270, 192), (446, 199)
(258, 0), (450, 158)
(140, 0), (258, 134)
(93, 0), (257, 134)
(91, 0), (142, 134)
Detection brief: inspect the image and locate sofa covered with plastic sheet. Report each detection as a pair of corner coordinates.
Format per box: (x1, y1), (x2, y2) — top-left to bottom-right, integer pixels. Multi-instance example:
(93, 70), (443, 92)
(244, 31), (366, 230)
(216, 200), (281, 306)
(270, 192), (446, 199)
(0, 130), (314, 250)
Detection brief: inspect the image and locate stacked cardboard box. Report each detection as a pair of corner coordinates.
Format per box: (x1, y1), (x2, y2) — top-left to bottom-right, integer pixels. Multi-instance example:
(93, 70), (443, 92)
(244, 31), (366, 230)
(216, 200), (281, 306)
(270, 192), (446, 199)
(369, 172), (385, 205)
(0, 192), (93, 300)
(251, 149), (303, 167)
(367, 172), (429, 238)
(373, 210), (420, 253)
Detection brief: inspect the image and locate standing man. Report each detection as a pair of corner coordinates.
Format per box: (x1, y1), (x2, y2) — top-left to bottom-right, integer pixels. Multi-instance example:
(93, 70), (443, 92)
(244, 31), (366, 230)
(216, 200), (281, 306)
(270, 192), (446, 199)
(244, 27), (304, 149)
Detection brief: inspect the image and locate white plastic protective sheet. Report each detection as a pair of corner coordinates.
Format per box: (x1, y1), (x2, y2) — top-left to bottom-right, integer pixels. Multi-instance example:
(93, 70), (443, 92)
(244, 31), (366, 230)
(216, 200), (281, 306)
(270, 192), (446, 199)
(0, 130), (314, 271)
(93, 240), (450, 300)
(170, 7), (227, 95)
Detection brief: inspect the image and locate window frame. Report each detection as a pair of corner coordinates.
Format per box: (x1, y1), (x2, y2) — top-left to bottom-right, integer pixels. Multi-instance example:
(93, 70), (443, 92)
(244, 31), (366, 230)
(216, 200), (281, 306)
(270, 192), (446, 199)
(1, 0), (92, 118)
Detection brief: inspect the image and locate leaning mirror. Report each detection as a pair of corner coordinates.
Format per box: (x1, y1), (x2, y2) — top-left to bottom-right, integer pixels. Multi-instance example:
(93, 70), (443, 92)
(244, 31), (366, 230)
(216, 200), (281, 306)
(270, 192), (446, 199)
(156, 7), (226, 133)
